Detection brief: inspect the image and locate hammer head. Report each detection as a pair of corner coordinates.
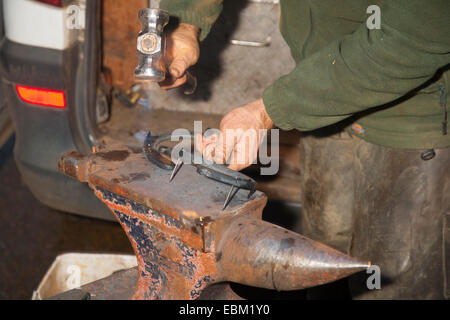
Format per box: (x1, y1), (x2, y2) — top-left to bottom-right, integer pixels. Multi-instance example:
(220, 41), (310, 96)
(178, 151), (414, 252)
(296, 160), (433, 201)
(135, 8), (169, 82)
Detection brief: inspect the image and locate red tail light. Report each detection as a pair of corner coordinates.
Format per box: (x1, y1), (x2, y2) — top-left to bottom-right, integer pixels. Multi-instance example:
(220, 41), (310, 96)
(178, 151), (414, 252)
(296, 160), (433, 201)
(34, 0), (63, 7)
(16, 85), (66, 109)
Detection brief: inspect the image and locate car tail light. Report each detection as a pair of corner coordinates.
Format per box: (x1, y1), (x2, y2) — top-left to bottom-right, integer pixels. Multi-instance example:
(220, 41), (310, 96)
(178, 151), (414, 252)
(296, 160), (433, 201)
(16, 85), (66, 109)
(33, 0), (63, 7)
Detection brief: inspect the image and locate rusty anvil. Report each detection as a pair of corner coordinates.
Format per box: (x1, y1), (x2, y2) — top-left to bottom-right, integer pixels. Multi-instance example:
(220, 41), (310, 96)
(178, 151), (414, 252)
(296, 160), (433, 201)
(59, 139), (370, 300)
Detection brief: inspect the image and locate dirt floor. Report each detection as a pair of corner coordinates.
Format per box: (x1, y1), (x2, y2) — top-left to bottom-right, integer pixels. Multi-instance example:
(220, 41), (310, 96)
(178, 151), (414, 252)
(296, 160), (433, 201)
(0, 136), (133, 300)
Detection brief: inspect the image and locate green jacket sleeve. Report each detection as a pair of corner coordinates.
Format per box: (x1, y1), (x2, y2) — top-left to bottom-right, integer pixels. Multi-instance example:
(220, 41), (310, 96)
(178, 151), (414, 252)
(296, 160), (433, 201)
(263, 0), (450, 131)
(160, 0), (223, 41)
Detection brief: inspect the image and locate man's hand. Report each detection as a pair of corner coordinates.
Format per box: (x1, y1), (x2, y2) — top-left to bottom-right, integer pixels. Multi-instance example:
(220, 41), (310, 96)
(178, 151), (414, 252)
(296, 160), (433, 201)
(159, 23), (200, 90)
(196, 99), (275, 171)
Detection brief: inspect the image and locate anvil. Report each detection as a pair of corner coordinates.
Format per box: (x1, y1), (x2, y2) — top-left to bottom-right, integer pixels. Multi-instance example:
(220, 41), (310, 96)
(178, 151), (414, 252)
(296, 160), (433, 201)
(59, 138), (369, 300)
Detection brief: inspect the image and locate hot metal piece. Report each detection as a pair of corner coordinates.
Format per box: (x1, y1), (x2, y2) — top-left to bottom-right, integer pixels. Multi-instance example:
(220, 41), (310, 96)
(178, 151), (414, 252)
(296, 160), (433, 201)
(59, 140), (370, 300)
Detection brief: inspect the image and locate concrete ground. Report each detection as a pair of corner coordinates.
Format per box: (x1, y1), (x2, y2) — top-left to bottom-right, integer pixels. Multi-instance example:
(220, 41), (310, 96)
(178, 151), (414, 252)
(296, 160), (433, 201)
(0, 136), (133, 300)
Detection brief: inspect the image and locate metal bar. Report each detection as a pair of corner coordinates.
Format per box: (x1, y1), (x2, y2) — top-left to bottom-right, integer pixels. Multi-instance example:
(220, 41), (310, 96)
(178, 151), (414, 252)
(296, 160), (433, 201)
(230, 36), (272, 47)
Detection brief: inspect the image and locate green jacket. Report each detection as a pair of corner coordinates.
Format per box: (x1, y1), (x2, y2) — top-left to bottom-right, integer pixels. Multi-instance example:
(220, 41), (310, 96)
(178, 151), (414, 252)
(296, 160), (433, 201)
(161, 0), (450, 149)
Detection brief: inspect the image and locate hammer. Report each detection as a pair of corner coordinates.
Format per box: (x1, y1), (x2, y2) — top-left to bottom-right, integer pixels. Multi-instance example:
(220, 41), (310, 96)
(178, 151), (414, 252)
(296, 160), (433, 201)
(135, 2), (197, 94)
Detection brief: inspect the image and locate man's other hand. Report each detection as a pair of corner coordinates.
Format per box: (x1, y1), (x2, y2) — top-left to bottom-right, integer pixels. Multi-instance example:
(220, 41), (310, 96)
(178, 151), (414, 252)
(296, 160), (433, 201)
(159, 23), (200, 90)
(196, 99), (275, 171)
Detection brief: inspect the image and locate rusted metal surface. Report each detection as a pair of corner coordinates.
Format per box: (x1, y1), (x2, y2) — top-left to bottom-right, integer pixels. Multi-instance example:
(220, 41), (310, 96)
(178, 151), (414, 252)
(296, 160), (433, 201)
(94, 187), (219, 299)
(59, 139), (369, 299)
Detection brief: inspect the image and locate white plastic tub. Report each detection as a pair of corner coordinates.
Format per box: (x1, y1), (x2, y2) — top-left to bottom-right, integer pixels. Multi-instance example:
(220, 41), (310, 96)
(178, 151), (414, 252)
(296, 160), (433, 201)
(32, 253), (137, 300)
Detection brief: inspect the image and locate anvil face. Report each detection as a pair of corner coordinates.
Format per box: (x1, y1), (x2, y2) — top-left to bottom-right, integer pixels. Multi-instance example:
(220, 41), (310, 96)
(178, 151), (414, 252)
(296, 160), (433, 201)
(88, 145), (265, 221)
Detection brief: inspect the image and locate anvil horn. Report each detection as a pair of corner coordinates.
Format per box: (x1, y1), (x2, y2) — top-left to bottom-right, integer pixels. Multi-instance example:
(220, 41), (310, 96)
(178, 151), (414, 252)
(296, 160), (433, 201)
(216, 215), (370, 291)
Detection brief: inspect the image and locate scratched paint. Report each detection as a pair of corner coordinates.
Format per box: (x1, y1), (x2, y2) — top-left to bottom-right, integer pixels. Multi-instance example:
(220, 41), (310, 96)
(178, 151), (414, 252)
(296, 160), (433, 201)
(94, 187), (218, 300)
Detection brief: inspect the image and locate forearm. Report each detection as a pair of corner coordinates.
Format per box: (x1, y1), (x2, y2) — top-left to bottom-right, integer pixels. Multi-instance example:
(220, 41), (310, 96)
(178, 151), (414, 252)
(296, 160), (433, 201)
(263, 0), (450, 131)
(160, 0), (223, 41)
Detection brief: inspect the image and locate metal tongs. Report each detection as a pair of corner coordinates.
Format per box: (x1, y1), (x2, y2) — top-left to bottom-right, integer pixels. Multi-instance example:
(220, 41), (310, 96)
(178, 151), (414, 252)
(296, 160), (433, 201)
(143, 131), (256, 210)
